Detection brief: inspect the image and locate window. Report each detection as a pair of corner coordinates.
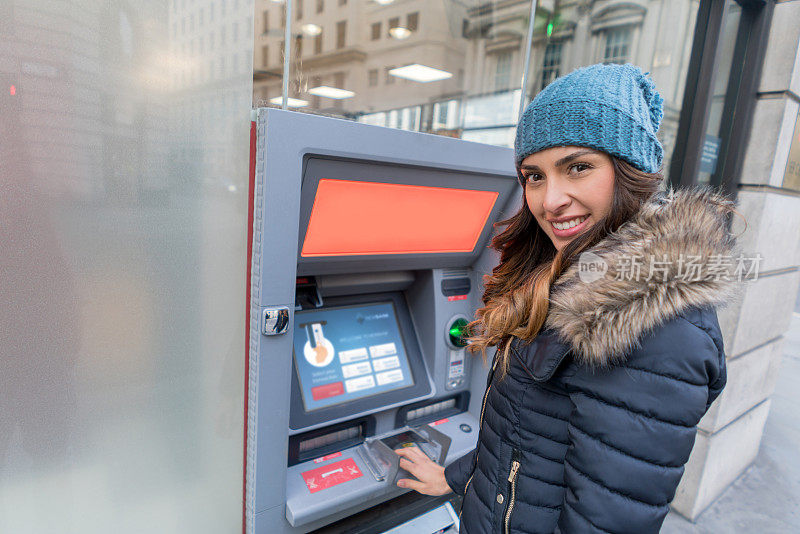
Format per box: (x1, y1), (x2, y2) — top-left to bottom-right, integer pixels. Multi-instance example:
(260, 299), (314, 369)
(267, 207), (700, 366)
(385, 66), (395, 84)
(295, 35), (302, 57)
(233, 21), (239, 42)
(262, 10), (268, 33)
(388, 17), (400, 35)
(334, 71), (345, 88)
(316, 0), (323, 14)
(371, 22), (381, 41)
(494, 51), (511, 91)
(339, 0), (347, 5)
(368, 69), (378, 86)
(604, 27), (631, 64)
(314, 31), (323, 54)
(334, 72), (345, 109)
(407, 12), (418, 32)
(262, 45), (269, 67)
(541, 42), (562, 90)
(280, 40), (285, 60)
(296, 0), (303, 20)
(336, 20), (346, 49)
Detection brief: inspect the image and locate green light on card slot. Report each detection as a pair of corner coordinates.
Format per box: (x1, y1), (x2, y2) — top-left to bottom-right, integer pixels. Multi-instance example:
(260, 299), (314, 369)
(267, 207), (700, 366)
(448, 318), (469, 348)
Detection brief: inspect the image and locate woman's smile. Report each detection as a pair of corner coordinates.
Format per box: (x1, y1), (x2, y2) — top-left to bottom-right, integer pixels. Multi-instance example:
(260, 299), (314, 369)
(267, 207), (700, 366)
(548, 214), (590, 237)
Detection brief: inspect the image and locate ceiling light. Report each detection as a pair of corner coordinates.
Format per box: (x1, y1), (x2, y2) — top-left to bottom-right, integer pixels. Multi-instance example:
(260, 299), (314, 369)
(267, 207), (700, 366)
(388, 27), (411, 40)
(269, 96), (309, 108)
(270, 0), (284, 3)
(374, 0), (395, 5)
(389, 64), (453, 83)
(301, 23), (322, 36)
(308, 85), (355, 99)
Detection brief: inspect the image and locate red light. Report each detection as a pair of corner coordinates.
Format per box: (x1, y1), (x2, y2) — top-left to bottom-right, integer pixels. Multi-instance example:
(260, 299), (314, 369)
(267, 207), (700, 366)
(9, 85), (15, 96)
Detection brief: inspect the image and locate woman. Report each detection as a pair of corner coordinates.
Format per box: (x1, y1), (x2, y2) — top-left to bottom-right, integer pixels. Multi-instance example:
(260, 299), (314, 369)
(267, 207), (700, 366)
(393, 63), (741, 533)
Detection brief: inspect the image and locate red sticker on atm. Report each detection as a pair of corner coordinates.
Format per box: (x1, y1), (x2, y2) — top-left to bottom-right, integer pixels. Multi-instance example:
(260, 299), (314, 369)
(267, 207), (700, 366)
(447, 295), (468, 302)
(430, 418), (450, 426)
(302, 458), (362, 493)
(313, 451), (343, 464)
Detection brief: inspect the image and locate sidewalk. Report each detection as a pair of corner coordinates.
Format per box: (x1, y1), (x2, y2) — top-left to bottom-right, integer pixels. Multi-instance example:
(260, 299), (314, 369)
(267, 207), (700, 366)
(661, 290), (800, 533)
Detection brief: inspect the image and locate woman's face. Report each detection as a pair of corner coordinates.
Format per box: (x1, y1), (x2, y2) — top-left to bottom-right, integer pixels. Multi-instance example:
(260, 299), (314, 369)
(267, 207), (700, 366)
(520, 146), (615, 252)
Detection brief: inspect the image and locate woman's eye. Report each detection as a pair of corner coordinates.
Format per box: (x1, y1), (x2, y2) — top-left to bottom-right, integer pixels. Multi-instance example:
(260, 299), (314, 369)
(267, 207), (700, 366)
(569, 162), (592, 174)
(525, 173), (543, 184)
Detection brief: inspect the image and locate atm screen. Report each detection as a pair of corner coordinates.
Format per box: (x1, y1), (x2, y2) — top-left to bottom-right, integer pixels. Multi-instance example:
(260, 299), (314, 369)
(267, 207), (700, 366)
(292, 301), (415, 412)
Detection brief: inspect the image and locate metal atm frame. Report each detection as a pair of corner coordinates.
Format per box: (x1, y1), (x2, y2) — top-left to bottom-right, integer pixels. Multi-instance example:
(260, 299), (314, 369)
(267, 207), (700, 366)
(246, 108), (518, 533)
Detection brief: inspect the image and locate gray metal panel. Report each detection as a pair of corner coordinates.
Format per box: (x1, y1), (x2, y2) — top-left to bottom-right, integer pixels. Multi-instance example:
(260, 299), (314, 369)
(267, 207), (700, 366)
(247, 108), (518, 533)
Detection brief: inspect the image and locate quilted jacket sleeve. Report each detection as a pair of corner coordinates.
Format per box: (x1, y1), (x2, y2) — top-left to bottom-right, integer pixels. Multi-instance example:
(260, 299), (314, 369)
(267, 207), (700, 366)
(443, 448), (477, 496)
(556, 315), (726, 533)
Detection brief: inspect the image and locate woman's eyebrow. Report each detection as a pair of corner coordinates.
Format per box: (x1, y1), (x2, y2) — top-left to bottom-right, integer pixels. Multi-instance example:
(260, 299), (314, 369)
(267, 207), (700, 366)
(519, 149), (599, 172)
(553, 149), (597, 168)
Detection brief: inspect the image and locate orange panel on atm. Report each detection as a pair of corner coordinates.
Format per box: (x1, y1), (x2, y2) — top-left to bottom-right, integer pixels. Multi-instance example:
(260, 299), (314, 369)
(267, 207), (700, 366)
(301, 179), (499, 257)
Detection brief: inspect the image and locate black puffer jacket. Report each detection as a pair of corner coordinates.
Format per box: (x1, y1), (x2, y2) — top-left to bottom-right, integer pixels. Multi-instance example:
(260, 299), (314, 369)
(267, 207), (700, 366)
(445, 188), (740, 533)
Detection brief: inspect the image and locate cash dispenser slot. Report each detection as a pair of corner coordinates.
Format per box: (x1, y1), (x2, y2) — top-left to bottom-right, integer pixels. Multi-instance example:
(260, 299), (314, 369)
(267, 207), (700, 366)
(394, 393), (470, 428)
(289, 417), (374, 467)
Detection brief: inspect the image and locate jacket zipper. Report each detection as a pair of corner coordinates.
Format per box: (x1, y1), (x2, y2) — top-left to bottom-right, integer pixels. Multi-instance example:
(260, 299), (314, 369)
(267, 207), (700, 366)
(503, 450), (521, 534)
(458, 355), (499, 526)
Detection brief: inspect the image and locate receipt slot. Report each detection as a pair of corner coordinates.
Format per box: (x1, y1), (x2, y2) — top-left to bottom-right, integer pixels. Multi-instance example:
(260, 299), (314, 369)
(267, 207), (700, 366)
(245, 109), (517, 533)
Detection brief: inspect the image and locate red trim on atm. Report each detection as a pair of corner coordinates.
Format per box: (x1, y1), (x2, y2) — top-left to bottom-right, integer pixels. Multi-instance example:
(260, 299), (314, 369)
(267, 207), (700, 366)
(243, 120), (257, 534)
(313, 451), (343, 464)
(301, 179), (499, 257)
(447, 295), (468, 302)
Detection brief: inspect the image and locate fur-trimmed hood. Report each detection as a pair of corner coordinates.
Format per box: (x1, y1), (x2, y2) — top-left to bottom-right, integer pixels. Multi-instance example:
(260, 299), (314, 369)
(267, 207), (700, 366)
(544, 186), (743, 367)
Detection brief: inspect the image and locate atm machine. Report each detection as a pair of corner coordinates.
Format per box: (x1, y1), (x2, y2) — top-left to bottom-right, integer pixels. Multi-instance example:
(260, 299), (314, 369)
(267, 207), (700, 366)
(245, 108), (518, 533)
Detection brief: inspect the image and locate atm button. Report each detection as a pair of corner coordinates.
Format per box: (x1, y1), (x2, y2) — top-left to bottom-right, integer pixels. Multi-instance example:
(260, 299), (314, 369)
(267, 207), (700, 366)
(447, 378), (464, 389)
(311, 382), (345, 400)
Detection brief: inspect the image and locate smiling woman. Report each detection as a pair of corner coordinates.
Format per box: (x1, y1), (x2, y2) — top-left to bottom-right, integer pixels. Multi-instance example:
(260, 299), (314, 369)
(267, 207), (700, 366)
(519, 147), (616, 251)
(395, 63), (742, 534)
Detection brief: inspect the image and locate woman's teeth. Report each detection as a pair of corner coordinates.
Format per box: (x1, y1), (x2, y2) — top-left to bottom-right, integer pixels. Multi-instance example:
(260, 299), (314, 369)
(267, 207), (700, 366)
(552, 215), (588, 230)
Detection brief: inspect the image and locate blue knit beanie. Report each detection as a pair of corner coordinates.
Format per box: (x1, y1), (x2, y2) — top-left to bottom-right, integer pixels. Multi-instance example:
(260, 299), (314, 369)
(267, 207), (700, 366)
(514, 63), (664, 173)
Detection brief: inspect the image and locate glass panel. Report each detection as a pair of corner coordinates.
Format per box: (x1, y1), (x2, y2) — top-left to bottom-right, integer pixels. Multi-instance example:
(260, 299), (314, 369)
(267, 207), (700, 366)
(522, 0), (701, 183)
(696, 0), (742, 186)
(253, 0), (537, 148)
(0, 0), (253, 532)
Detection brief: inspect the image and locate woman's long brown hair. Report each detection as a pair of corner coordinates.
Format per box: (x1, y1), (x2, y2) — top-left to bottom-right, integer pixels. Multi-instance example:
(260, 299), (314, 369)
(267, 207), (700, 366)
(467, 157), (664, 376)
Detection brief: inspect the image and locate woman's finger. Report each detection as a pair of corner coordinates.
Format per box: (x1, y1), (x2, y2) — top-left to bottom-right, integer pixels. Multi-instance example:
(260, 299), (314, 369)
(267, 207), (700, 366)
(398, 457), (425, 480)
(403, 446), (429, 462)
(397, 477), (426, 492)
(397, 446), (431, 465)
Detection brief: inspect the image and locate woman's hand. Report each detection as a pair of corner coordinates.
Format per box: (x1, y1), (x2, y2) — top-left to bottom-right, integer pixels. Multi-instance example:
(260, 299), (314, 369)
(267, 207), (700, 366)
(394, 446), (452, 496)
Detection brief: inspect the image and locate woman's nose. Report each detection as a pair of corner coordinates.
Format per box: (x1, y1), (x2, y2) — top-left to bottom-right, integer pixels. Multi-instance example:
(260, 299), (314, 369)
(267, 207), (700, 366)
(542, 180), (572, 214)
